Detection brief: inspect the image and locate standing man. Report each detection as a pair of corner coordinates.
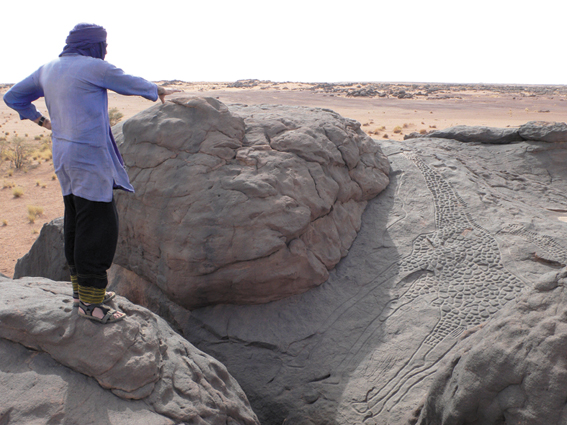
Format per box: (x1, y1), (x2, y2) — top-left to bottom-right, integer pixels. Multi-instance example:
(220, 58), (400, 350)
(4, 23), (178, 323)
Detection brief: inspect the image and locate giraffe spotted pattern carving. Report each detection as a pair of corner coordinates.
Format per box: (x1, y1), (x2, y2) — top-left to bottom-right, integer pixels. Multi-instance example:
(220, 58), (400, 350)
(360, 151), (527, 420)
(500, 223), (567, 267)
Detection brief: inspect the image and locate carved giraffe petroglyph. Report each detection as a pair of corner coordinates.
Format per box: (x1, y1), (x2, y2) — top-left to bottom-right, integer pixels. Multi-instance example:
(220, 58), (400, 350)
(361, 152), (527, 420)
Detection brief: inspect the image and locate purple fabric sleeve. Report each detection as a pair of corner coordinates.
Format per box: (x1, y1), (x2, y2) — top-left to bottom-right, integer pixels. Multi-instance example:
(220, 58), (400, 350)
(3, 70), (44, 121)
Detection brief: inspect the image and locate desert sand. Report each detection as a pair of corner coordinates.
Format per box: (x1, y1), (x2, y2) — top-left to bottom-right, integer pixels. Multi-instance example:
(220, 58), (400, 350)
(1, 80), (567, 277)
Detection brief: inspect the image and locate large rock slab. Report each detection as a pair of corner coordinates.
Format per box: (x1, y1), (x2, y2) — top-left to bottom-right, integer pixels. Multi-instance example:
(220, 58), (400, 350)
(414, 267), (567, 425)
(0, 276), (259, 425)
(0, 338), (174, 425)
(519, 120), (567, 142)
(14, 121), (567, 423)
(13, 217), (69, 281)
(407, 121), (567, 144)
(113, 97), (389, 308)
(175, 137), (567, 424)
(417, 125), (523, 144)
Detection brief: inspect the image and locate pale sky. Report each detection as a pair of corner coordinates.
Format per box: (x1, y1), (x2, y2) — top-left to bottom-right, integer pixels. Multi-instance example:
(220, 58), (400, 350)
(2, 0), (566, 85)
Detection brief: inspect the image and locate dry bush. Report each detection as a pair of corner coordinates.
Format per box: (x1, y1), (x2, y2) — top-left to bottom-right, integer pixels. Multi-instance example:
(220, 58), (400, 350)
(12, 186), (24, 198)
(27, 205), (43, 223)
(393, 126), (402, 134)
(109, 108), (124, 126)
(6, 137), (31, 169)
(2, 219), (7, 226)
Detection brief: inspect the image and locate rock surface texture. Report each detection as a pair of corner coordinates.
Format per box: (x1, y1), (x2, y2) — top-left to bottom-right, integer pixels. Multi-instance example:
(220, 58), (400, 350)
(176, 134), (567, 424)
(414, 267), (567, 425)
(0, 276), (259, 425)
(14, 122), (567, 424)
(13, 217), (69, 281)
(519, 120), (567, 142)
(407, 121), (567, 144)
(112, 97), (390, 308)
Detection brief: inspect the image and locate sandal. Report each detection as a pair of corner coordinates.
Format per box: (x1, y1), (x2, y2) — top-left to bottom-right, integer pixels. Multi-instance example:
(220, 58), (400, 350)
(73, 291), (116, 307)
(78, 301), (126, 324)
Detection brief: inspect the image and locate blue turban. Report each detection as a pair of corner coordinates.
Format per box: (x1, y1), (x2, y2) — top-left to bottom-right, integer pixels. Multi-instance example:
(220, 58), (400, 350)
(59, 23), (107, 60)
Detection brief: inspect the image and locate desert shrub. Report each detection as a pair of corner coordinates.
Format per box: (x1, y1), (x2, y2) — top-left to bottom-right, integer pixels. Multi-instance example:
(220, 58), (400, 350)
(6, 137), (31, 169)
(28, 138), (53, 163)
(2, 180), (15, 189)
(27, 205), (43, 223)
(393, 126), (402, 134)
(28, 205), (43, 216)
(0, 139), (6, 159)
(12, 186), (24, 198)
(420, 129), (428, 134)
(2, 219), (7, 226)
(109, 108), (124, 126)
(51, 174), (57, 181)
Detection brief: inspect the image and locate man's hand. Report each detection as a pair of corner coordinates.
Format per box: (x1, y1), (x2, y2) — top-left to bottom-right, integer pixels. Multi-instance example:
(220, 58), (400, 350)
(157, 87), (182, 104)
(33, 116), (52, 130)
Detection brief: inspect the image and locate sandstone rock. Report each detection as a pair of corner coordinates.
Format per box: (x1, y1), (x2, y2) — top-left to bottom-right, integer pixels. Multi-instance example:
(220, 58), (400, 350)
(0, 276), (259, 425)
(178, 138), (567, 424)
(424, 125), (523, 144)
(16, 115), (567, 424)
(112, 97), (389, 308)
(0, 338), (174, 425)
(414, 268), (567, 425)
(519, 120), (567, 142)
(13, 217), (69, 281)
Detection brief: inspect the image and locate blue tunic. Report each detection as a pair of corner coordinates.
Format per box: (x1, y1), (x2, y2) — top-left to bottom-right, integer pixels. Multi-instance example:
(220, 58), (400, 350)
(3, 54), (158, 202)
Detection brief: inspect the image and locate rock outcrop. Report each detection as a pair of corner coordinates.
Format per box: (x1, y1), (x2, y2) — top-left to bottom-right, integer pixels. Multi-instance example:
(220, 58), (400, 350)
(13, 217), (69, 281)
(414, 268), (567, 425)
(518, 120), (567, 143)
(0, 276), (259, 425)
(112, 97), (389, 308)
(417, 125), (523, 144)
(14, 117), (567, 424)
(406, 121), (567, 144)
(177, 137), (567, 424)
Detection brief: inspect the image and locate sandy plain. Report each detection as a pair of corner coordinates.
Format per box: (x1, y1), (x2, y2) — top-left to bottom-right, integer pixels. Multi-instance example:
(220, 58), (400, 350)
(1, 80), (566, 277)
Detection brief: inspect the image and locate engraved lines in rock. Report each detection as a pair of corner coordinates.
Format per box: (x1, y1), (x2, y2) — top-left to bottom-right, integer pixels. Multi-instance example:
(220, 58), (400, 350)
(363, 152), (526, 420)
(499, 224), (567, 267)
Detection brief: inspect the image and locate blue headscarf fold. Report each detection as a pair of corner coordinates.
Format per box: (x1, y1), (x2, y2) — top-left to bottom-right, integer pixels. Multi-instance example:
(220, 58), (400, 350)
(59, 23), (107, 60)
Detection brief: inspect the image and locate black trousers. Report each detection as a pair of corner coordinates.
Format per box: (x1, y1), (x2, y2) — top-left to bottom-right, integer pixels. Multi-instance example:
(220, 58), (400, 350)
(63, 194), (119, 289)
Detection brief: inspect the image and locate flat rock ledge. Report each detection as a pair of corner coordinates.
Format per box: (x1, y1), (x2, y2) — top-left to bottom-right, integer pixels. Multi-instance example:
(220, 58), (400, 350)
(113, 97), (390, 309)
(414, 267), (567, 425)
(0, 276), (259, 425)
(405, 121), (567, 144)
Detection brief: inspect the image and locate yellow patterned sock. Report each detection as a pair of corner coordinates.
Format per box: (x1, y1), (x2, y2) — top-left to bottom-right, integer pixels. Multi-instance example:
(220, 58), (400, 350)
(71, 274), (79, 295)
(78, 285), (105, 304)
